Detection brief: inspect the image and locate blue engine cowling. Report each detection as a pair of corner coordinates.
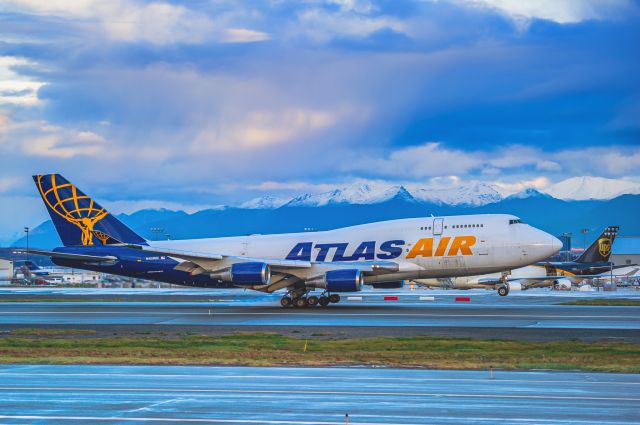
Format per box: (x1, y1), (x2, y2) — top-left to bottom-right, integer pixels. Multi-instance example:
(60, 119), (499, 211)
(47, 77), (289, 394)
(231, 262), (270, 285)
(211, 262), (270, 285)
(370, 280), (404, 289)
(325, 269), (363, 292)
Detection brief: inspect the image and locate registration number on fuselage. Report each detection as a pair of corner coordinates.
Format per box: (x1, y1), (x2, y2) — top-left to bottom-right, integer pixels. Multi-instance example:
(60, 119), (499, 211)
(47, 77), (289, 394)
(285, 236), (476, 262)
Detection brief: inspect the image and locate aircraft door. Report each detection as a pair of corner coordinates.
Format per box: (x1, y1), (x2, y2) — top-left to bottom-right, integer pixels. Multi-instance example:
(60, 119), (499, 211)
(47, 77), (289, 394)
(433, 218), (444, 235)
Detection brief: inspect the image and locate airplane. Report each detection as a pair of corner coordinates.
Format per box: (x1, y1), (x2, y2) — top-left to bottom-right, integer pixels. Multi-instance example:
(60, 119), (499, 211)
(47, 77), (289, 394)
(414, 226), (627, 294)
(22, 174), (561, 307)
(12, 260), (70, 277)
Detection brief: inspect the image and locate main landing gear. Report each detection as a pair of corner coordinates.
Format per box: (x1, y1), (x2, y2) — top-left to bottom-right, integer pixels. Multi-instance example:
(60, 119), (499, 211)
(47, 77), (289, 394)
(280, 291), (341, 308)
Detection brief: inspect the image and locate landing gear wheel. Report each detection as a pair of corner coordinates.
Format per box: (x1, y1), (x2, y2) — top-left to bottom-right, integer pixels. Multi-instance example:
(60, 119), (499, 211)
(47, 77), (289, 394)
(318, 296), (330, 307)
(307, 295), (319, 307)
(328, 294), (341, 304)
(294, 297), (308, 308)
(497, 286), (509, 297)
(280, 296), (293, 308)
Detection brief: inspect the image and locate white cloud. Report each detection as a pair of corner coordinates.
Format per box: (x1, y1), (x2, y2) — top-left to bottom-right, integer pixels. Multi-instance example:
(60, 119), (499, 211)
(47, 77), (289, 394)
(294, 5), (406, 42)
(191, 105), (362, 152)
(0, 56), (45, 106)
(454, 0), (633, 26)
(2, 0), (269, 45)
(342, 142), (640, 180)
(0, 111), (109, 158)
(222, 28), (270, 43)
(344, 142), (481, 178)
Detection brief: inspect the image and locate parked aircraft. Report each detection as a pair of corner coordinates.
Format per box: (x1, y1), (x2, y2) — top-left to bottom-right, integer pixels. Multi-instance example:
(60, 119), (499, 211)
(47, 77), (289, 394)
(415, 226), (626, 295)
(23, 174), (561, 307)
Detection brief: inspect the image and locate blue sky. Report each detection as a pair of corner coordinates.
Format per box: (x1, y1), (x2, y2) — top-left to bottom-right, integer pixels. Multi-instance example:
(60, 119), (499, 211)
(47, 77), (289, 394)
(0, 0), (639, 242)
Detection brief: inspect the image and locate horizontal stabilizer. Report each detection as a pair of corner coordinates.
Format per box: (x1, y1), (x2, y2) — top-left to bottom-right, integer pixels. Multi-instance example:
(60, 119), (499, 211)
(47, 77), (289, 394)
(13, 249), (117, 263)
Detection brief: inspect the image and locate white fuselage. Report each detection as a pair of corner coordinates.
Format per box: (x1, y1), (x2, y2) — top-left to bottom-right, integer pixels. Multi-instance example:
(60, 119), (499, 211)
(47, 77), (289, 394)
(151, 214), (561, 283)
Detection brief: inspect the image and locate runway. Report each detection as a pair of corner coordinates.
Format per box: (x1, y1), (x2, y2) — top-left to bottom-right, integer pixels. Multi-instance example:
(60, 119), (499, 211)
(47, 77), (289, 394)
(1, 302), (639, 329)
(1, 287), (639, 340)
(0, 364), (637, 424)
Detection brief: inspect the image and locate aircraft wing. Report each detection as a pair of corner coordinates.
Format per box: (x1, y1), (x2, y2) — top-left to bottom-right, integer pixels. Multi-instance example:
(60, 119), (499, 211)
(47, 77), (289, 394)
(125, 243), (402, 289)
(13, 249), (117, 263)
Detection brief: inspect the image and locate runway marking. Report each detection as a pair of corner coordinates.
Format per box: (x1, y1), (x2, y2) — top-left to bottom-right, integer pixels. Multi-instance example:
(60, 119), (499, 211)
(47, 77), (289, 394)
(129, 398), (185, 413)
(2, 372), (639, 386)
(0, 415), (634, 425)
(2, 387), (639, 401)
(0, 415), (380, 424)
(0, 310), (637, 319)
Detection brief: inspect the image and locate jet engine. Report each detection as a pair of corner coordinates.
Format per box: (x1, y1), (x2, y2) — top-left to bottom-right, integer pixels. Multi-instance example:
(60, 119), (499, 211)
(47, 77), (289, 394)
(210, 262), (270, 285)
(306, 269), (363, 292)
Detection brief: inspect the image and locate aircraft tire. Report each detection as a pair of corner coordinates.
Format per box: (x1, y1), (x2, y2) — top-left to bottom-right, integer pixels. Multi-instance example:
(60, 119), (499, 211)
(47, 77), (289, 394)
(307, 295), (319, 306)
(294, 297), (308, 308)
(497, 286), (509, 296)
(318, 296), (330, 307)
(280, 296), (293, 308)
(328, 294), (341, 304)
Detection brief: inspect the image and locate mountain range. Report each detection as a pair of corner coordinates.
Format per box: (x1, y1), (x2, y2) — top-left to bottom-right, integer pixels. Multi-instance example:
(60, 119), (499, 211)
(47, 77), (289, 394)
(10, 176), (640, 250)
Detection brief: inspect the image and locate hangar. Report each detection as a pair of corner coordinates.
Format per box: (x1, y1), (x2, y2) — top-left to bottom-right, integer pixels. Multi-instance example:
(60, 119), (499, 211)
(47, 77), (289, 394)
(611, 236), (640, 266)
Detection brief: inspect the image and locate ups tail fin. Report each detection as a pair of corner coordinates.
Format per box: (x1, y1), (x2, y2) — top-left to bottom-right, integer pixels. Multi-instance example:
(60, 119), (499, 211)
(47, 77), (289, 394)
(575, 226), (618, 263)
(33, 174), (147, 247)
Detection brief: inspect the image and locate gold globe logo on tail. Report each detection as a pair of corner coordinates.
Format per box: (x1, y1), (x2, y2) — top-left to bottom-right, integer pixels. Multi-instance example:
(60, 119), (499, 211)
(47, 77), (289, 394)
(36, 175), (109, 246)
(598, 237), (611, 257)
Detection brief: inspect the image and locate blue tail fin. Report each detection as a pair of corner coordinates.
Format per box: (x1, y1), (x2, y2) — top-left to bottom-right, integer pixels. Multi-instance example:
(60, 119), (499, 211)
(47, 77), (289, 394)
(33, 174), (147, 247)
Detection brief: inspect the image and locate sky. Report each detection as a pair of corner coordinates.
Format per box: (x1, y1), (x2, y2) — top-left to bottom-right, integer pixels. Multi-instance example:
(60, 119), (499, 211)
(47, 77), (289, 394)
(0, 0), (639, 243)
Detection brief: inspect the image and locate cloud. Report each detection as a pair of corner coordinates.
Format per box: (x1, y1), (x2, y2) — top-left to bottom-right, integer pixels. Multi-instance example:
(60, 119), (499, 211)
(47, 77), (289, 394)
(343, 142), (640, 180)
(454, 0), (634, 26)
(1, 0), (270, 45)
(222, 28), (270, 43)
(294, 6), (407, 42)
(344, 142), (480, 178)
(0, 110), (108, 158)
(0, 56), (45, 106)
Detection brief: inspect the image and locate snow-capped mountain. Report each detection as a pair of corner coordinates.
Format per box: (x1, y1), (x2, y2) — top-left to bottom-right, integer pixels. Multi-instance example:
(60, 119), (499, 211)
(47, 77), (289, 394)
(239, 195), (288, 209)
(236, 177), (640, 210)
(408, 182), (502, 206)
(505, 188), (552, 200)
(284, 183), (415, 207)
(544, 176), (640, 200)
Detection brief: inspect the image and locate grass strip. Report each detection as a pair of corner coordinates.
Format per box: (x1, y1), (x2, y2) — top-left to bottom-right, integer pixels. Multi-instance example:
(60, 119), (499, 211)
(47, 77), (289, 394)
(0, 330), (638, 373)
(561, 298), (640, 306)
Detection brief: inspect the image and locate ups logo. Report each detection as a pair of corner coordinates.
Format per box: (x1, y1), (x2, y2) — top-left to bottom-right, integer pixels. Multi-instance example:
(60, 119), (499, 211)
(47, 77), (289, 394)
(598, 237), (611, 257)
(407, 236), (476, 258)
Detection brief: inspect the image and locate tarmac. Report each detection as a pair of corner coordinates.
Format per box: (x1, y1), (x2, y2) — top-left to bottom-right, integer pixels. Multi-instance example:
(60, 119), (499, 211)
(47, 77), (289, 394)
(0, 287), (639, 341)
(0, 364), (638, 424)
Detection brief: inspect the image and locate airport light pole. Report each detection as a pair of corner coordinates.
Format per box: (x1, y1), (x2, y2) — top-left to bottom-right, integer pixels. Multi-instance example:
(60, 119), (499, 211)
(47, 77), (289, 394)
(23, 227), (29, 261)
(580, 228), (590, 249)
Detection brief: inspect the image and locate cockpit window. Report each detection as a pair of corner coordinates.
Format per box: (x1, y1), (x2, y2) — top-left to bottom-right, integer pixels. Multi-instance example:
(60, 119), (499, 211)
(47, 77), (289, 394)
(509, 219), (524, 225)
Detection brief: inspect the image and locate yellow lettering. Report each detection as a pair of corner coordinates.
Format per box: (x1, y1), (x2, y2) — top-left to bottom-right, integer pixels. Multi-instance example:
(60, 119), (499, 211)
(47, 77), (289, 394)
(447, 236), (476, 256)
(435, 237), (451, 256)
(406, 238), (433, 259)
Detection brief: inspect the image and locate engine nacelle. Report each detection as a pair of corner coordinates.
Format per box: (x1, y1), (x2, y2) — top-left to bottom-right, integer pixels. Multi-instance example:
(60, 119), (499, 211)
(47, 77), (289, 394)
(369, 280), (404, 289)
(210, 262), (270, 285)
(507, 282), (522, 291)
(306, 269), (363, 292)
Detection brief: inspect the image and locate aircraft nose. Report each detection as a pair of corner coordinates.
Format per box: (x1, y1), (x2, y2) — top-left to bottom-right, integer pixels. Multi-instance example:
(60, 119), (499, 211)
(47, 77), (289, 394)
(531, 229), (562, 260)
(551, 235), (563, 253)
